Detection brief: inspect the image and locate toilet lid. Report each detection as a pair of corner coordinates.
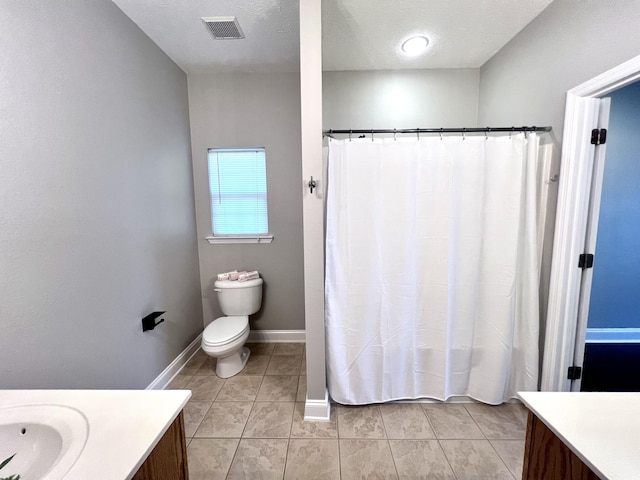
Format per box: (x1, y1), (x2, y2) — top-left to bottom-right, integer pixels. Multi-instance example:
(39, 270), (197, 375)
(203, 316), (249, 347)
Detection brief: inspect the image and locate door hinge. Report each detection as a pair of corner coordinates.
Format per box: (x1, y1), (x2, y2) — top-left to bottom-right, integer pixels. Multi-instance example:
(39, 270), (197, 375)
(591, 128), (607, 145)
(578, 253), (594, 269)
(567, 366), (582, 380)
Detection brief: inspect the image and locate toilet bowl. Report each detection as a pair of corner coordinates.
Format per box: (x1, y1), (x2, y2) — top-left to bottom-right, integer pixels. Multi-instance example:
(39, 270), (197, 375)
(201, 277), (263, 378)
(202, 316), (251, 378)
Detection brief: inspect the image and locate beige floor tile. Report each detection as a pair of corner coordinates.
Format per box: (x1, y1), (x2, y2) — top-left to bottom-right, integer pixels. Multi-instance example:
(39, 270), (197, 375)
(194, 357), (218, 376)
(273, 343), (305, 356)
(166, 372), (193, 389)
(187, 438), (239, 480)
(296, 376), (307, 402)
(256, 375), (299, 401)
(491, 440), (525, 479)
(175, 343), (530, 480)
(216, 375), (263, 402)
(464, 403), (528, 439)
(284, 439), (340, 480)
(389, 440), (456, 479)
(226, 438), (288, 480)
(339, 439), (398, 479)
(245, 342), (275, 355)
(380, 403), (436, 439)
(194, 401), (253, 438)
(337, 404), (386, 439)
(422, 404), (485, 439)
(265, 355), (302, 375)
(291, 402), (338, 438)
(238, 354), (270, 376)
(183, 401), (212, 437)
(243, 402), (295, 438)
(181, 353), (207, 376)
(440, 439), (514, 480)
(185, 375), (226, 402)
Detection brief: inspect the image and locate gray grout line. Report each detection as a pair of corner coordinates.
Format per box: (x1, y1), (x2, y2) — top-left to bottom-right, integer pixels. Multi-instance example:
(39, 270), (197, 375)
(377, 404), (401, 479)
(487, 439), (519, 480)
(436, 438), (461, 480)
(462, 402), (488, 440)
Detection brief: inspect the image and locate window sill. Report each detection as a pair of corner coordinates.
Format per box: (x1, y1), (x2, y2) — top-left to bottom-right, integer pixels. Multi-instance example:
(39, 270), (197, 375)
(205, 235), (274, 245)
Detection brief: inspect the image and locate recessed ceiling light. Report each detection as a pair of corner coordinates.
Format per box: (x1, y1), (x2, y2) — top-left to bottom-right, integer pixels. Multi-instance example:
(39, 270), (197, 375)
(401, 36), (429, 56)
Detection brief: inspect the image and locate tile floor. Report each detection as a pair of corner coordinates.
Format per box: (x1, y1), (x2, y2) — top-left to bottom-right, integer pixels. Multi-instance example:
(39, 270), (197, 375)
(167, 343), (528, 480)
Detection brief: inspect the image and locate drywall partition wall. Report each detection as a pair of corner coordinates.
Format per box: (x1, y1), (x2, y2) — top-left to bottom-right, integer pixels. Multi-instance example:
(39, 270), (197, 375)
(187, 73), (305, 331)
(323, 69), (480, 129)
(0, 1), (202, 389)
(478, 0), (640, 138)
(587, 81), (640, 329)
(477, 0), (640, 368)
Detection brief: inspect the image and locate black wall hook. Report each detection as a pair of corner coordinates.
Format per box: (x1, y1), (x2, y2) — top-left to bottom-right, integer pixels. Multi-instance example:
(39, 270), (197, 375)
(142, 311), (166, 332)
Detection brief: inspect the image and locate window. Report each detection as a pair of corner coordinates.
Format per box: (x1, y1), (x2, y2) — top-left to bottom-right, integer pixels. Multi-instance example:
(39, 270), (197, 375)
(206, 148), (272, 244)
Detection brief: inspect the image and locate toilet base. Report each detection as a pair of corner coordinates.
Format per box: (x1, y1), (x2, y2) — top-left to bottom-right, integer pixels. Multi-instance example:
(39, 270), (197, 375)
(215, 346), (250, 379)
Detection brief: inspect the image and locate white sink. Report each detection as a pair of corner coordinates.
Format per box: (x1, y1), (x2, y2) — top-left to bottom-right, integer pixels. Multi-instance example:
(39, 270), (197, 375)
(0, 405), (89, 480)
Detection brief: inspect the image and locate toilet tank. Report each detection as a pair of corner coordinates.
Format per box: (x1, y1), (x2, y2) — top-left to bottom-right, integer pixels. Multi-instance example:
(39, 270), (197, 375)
(214, 278), (263, 315)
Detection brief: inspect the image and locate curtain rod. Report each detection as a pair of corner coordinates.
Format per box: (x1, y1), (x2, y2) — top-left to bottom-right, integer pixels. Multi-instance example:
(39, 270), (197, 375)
(323, 126), (552, 137)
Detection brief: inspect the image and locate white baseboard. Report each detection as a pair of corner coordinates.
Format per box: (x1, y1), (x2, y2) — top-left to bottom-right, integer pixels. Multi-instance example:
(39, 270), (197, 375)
(248, 330), (306, 343)
(304, 389), (331, 422)
(146, 333), (203, 390)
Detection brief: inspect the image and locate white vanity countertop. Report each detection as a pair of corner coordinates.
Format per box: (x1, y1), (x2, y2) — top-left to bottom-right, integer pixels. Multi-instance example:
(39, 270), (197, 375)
(0, 389), (191, 480)
(518, 392), (640, 480)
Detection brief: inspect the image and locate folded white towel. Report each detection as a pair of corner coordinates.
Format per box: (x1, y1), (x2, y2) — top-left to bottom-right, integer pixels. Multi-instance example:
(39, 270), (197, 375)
(238, 271), (260, 282)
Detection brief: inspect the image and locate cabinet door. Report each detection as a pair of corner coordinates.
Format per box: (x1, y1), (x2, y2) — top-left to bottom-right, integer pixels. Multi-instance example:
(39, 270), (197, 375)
(522, 412), (598, 480)
(132, 411), (189, 480)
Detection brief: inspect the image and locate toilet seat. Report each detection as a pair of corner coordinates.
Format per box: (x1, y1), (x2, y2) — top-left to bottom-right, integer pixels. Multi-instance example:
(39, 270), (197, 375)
(203, 316), (249, 347)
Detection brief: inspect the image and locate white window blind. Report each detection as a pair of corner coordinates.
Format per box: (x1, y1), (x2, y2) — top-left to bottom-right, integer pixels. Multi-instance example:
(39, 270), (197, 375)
(207, 148), (269, 236)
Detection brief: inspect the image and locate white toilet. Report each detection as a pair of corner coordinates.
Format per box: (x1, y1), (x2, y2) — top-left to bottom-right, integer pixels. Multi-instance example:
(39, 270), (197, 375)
(201, 277), (263, 378)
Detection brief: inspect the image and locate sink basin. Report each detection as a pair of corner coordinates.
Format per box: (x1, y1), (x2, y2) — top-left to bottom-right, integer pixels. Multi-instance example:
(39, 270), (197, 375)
(0, 405), (89, 480)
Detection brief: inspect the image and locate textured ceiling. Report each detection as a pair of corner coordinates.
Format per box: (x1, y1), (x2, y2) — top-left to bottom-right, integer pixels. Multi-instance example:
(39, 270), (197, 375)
(113, 0), (300, 74)
(112, 0), (553, 74)
(323, 0), (554, 70)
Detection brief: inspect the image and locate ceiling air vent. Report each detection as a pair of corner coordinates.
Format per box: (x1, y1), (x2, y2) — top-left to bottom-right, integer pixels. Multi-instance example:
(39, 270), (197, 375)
(202, 16), (245, 40)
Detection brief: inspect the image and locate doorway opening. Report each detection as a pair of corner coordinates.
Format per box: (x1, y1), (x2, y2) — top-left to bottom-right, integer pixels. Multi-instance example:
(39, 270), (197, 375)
(580, 81), (640, 391)
(542, 55), (640, 392)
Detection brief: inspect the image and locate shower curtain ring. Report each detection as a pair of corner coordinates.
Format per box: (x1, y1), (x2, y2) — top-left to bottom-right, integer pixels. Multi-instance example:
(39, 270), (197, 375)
(349, 129), (352, 142)
(440, 128), (443, 140)
(462, 128), (466, 140)
(394, 128), (397, 141)
(485, 127), (490, 140)
(510, 126), (515, 139)
(417, 128), (420, 140)
(371, 129), (374, 142)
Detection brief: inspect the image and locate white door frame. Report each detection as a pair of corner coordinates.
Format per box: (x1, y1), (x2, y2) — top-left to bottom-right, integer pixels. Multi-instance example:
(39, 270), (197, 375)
(541, 55), (640, 392)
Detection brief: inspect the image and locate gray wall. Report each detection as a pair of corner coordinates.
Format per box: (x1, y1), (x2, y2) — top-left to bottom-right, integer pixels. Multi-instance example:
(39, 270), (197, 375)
(188, 73), (305, 331)
(478, 0), (640, 365)
(323, 69), (480, 129)
(0, 1), (202, 389)
(478, 0), (640, 138)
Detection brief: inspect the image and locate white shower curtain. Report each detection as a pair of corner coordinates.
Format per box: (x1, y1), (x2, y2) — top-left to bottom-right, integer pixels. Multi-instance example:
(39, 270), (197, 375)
(325, 134), (540, 405)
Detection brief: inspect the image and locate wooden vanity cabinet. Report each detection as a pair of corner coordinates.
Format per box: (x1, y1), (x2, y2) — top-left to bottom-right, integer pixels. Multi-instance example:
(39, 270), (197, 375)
(132, 411), (189, 480)
(522, 411), (599, 480)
